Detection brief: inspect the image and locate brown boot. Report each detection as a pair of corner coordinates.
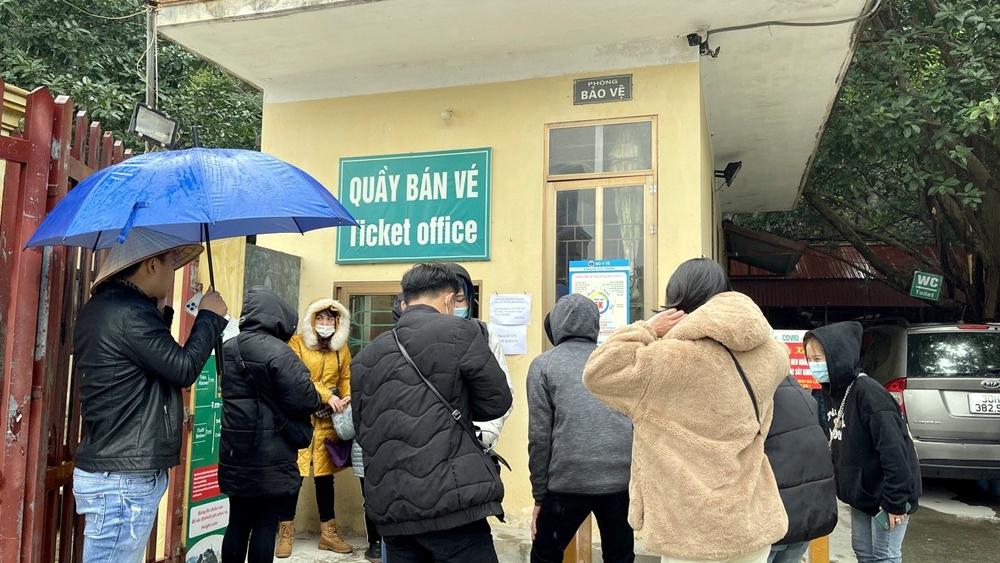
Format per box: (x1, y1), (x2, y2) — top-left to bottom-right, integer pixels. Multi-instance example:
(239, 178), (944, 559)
(318, 519), (353, 554)
(275, 521), (295, 558)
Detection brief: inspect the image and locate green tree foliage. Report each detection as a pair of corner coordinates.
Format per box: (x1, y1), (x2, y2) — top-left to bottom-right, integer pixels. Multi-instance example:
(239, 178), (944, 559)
(0, 0), (261, 150)
(737, 0), (999, 321)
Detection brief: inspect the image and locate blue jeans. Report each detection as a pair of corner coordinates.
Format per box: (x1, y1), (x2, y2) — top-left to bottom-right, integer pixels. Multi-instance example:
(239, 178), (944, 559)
(73, 467), (169, 563)
(851, 507), (909, 563)
(768, 541), (809, 563)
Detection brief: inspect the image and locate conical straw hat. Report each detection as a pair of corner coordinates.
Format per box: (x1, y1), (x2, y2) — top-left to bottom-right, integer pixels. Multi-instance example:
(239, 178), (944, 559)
(92, 227), (203, 294)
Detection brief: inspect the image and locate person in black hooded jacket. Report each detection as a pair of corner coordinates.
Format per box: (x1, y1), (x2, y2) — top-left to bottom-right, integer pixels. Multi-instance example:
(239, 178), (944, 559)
(764, 375), (837, 563)
(805, 322), (921, 563)
(219, 286), (322, 563)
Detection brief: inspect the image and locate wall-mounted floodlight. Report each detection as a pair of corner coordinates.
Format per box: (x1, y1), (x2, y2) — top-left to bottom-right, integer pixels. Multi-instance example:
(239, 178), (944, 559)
(129, 103), (179, 149)
(714, 161), (742, 187)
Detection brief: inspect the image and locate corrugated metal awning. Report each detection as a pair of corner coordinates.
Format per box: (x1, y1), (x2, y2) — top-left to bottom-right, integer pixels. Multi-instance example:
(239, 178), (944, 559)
(723, 221), (807, 275)
(729, 242), (945, 308)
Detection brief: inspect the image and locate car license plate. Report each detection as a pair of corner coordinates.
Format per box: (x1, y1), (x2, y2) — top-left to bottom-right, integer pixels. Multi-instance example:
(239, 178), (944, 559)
(969, 393), (1000, 414)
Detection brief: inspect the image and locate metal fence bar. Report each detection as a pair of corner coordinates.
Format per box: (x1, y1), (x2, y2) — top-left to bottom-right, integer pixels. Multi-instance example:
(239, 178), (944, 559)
(24, 92), (74, 563)
(0, 86), (55, 563)
(0, 79), (186, 562)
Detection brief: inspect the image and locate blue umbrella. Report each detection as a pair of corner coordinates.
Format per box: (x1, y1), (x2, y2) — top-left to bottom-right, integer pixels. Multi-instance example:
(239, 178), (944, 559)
(26, 148), (358, 378)
(26, 147), (357, 286)
(27, 147), (357, 250)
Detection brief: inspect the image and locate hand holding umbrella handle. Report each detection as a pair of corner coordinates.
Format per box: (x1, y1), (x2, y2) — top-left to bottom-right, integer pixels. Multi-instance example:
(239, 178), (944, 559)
(198, 289), (228, 317)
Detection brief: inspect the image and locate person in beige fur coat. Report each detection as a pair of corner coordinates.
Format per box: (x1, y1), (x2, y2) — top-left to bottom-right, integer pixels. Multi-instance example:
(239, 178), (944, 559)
(583, 258), (790, 563)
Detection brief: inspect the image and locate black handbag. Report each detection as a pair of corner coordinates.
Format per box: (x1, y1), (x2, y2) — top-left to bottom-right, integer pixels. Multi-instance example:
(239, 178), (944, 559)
(231, 339), (313, 449)
(393, 329), (511, 471)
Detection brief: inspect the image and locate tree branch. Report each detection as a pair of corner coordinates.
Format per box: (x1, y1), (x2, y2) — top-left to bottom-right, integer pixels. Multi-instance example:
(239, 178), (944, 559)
(852, 225), (941, 270)
(803, 190), (915, 293)
(804, 242), (965, 315)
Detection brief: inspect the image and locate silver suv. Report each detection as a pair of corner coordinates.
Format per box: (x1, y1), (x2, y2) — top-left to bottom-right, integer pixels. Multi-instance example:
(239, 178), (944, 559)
(860, 322), (1000, 480)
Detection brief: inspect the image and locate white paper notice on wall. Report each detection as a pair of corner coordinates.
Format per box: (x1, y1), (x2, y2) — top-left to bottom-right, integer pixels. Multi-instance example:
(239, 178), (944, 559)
(188, 497), (230, 537)
(490, 324), (528, 355)
(489, 294), (532, 326)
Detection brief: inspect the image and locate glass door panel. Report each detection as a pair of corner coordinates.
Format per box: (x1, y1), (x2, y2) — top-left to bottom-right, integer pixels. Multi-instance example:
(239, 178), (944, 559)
(555, 189), (596, 296)
(551, 179), (654, 324)
(602, 185), (646, 324)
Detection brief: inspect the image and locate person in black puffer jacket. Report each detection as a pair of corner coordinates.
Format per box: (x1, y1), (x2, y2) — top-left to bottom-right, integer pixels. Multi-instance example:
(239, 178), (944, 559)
(219, 286), (322, 563)
(352, 263), (512, 563)
(764, 375), (838, 563)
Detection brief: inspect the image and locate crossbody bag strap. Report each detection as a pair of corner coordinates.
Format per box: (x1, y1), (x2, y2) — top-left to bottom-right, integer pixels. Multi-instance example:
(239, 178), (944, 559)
(392, 329), (510, 471)
(720, 345), (761, 430)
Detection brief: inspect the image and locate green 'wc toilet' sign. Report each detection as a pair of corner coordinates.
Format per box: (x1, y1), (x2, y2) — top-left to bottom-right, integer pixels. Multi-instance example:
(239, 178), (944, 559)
(910, 271), (943, 301)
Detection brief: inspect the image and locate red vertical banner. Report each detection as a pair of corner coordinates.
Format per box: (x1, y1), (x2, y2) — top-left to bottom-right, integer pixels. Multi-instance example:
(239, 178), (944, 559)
(772, 330), (820, 390)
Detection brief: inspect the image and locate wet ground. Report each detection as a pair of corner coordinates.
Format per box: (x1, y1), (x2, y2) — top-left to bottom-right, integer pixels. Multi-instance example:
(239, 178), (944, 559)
(277, 478), (1000, 562)
(900, 478), (1000, 563)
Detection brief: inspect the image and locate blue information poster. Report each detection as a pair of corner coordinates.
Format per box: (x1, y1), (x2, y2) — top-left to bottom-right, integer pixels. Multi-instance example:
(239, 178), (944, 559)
(569, 259), (631, 344)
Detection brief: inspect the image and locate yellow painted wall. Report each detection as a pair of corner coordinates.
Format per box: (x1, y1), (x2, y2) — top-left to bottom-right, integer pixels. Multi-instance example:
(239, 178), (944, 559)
(195, 238), (249, 314)
(253, 63), (713, 533)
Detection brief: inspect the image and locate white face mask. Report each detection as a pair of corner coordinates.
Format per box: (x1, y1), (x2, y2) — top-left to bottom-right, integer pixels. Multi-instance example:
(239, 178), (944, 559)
(315, 325), (335, 338)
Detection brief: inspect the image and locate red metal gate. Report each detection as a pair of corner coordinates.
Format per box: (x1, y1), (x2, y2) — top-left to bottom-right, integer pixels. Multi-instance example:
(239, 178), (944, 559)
(0, 80), (191, 563)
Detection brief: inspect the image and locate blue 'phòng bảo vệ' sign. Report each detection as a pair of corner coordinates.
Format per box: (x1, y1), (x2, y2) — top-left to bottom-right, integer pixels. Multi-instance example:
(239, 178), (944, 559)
(336, 148), (491, 264)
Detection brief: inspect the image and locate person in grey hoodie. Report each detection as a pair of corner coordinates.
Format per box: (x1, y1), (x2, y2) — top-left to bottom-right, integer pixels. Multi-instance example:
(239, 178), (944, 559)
(527, 294), (634, 563)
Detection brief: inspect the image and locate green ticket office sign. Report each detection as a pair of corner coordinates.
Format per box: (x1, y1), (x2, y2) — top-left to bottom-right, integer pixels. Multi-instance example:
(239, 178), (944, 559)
(185, 355), (228, 562)
(336, 148), (492, 264)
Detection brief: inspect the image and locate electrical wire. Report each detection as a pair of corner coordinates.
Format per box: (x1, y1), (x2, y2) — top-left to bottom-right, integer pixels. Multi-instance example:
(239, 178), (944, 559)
(59, 0), (146, 21)
(707, 0), (884, 39)
(135, 26), (154, 83)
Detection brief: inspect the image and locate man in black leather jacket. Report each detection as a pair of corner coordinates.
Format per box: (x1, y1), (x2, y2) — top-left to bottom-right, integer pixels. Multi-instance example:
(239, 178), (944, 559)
(71, 228), (228, 563)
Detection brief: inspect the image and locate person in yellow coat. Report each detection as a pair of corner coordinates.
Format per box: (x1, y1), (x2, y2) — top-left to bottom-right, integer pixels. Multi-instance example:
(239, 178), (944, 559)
(275, 298), (354, 557)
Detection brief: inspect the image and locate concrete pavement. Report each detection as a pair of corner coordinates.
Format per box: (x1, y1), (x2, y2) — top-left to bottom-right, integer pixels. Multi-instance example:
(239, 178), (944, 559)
(827, 478), (1000, 563)
(277, 531), (375, 563)
(274, 479), (1000, 562)
(276, 523), (662, 562)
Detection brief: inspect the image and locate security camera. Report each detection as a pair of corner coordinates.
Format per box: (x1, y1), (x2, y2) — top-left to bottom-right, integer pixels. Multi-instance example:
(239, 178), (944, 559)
(687, 32), (704, 47)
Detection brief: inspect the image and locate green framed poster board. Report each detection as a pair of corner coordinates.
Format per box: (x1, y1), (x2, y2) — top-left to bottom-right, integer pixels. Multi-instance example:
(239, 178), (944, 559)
(185, 355), (227, 562)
